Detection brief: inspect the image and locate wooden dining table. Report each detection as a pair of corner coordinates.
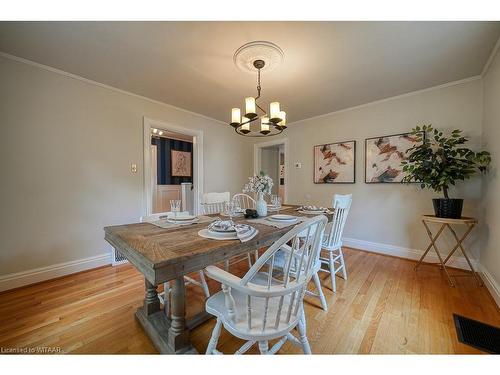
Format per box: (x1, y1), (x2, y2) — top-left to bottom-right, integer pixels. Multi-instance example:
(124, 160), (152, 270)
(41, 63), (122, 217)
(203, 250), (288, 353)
(103, 206), (331, 354)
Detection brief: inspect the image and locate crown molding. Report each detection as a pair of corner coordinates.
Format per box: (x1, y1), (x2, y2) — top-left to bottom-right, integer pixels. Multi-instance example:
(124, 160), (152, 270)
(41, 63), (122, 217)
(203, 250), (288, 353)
(288, 75), (482, 127)
(481, 34), (500, 77)
(0, 51), (227, 126)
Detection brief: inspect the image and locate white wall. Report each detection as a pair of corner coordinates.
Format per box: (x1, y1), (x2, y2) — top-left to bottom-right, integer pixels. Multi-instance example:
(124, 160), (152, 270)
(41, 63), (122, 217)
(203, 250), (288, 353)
(0, 55), (254, 279)
(260, 79), (485, 263)
(481, 47), (500, 302)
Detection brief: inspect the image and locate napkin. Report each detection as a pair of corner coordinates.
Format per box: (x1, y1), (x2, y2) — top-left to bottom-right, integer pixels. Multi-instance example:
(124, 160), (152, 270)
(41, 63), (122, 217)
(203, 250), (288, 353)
(297, 205), (328, 212)
(208, 220), (258, 242)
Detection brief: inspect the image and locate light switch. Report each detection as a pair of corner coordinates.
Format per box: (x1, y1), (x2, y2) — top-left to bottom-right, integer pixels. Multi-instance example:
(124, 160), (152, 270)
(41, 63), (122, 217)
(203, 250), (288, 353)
(294, 162), (302, 169)
(131, 163), (138, 173)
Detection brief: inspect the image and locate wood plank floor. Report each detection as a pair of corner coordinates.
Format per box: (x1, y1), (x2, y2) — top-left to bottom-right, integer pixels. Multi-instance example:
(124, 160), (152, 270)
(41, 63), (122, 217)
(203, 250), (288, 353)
(0, 248), (498, 354)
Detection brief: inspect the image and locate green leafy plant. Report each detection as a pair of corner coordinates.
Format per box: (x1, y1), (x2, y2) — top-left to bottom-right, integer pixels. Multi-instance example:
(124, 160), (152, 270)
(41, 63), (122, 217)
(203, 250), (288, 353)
(401, 125), (491, 198)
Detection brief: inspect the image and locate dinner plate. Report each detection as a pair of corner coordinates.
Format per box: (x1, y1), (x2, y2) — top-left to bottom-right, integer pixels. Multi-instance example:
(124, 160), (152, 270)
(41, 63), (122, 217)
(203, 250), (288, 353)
(169, 214), (197, 221)
(199, 229), (238, 240)
(167, 217), (199, 225)
(269, 214), (296, 221)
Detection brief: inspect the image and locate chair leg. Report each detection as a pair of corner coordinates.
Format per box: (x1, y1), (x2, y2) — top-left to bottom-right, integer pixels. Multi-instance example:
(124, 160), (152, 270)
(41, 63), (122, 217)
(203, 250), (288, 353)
(206, 318), (222, 354)
(258, 340), (269, 354)
(297, 309), (312, 354)
(198, 270), (210, 298)
(328, 251), (337, 293)
(312, 272), (328, 311)
(224, 260), (230, 272)
(339, 248), (347, 280)
(247, 253), (252, 268)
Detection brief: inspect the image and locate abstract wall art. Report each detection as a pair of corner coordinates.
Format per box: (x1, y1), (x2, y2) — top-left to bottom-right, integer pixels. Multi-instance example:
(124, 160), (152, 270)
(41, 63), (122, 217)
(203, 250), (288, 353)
(313, 141), (356, 183)
(365, 132), (424, 183)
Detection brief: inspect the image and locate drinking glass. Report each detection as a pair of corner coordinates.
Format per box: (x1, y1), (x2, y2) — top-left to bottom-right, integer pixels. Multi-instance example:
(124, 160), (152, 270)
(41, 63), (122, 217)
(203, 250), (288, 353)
(225, 201), (236, 222)
(170, 200), (181, 220)
(272, 196), (282, 214)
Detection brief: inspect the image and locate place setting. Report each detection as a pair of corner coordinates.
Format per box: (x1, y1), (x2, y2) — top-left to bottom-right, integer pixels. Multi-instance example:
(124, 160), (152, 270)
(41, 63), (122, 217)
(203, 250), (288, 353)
(198, 201), (258, 242)
(148, 200), (215, 229)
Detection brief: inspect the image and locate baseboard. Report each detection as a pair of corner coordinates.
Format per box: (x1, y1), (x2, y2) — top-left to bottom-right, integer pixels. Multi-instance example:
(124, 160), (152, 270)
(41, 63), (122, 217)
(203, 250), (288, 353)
(343, 237), (477, 270)
(0, 253), (111, 292)
(479, 266), (500, 308)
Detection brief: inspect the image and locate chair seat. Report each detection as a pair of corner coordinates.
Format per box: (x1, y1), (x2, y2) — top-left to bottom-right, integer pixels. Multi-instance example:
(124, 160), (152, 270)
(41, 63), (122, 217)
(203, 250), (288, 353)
(206, 272), (299, 341)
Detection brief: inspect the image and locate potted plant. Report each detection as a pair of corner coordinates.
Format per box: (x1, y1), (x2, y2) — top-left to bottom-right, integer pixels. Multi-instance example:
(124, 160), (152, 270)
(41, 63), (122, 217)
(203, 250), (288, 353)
(402, 125), (490, 219)
(243, 171), (274, 217)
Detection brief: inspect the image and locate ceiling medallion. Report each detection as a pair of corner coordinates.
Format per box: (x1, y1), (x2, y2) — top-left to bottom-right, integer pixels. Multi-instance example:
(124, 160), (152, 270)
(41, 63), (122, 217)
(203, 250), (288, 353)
(229, 41), (286, 137)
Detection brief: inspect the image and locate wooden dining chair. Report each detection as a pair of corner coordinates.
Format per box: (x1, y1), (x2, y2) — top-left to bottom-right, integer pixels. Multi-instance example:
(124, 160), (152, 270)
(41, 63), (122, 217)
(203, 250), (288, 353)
(318, 194), (352, 293)
(201, 192), (230, 215)
(140, 212), (211, 316)
(204, 215), (327, 355)
(232, 193), (256, 210)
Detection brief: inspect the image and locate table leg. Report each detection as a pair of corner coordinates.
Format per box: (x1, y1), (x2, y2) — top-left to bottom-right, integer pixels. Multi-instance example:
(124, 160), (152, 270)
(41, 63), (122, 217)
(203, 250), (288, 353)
(446, 224), (483, 287)
(422, 221), (455, 287)
(144, 279), (160, 316)
(442, 224), (473, 265)
(415, 222), (446, 270)
(168, 277), (191, 352)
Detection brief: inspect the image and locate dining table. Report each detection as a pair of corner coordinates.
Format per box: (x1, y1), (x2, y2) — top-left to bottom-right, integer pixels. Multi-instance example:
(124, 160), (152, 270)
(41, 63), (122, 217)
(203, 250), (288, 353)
(103, 205), (332, 354)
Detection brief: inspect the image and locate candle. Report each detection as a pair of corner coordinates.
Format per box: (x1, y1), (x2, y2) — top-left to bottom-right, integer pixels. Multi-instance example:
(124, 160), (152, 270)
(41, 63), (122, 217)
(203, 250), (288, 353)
(241, 122), (250, 132)
(270, 102), (280, 120)
(261, 117), (270, 132)
(245, 97), (256, 115)
(278, 111), (286, 126)
(231, 108), (241, 124)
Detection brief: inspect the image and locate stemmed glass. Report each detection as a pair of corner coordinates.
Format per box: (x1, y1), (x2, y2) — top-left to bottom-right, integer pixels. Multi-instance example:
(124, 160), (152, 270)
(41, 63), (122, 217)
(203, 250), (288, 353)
(225, 201), (236, 222)
(170, 200), (181, 220)
(272, 196), (282, 214)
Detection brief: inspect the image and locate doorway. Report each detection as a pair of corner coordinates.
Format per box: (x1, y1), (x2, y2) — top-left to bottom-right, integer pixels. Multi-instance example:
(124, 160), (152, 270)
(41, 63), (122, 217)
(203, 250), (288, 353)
(143, 117), (204, 216)
(254, 138), (288, 203)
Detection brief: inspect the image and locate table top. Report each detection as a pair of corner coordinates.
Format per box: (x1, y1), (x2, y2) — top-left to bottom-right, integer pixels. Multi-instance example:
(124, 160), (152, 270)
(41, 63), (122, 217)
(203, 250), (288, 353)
(104, 205), (332, 284)
(421, 215), (477, 225)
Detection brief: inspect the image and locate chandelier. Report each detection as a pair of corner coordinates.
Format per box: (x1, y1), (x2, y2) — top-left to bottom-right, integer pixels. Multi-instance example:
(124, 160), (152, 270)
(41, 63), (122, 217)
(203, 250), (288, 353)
(229, 42), (287, 137)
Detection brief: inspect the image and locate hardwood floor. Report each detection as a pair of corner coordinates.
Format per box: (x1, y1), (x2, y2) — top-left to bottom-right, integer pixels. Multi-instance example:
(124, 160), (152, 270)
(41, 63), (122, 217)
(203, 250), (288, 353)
(0, 248), (498, 354)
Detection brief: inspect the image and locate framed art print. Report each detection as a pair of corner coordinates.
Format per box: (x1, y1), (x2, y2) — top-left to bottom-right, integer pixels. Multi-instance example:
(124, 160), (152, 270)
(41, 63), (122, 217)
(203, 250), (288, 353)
(365, 132), (424, 183)
(314, 141), (356, 183)
(171, 150), (192, 177)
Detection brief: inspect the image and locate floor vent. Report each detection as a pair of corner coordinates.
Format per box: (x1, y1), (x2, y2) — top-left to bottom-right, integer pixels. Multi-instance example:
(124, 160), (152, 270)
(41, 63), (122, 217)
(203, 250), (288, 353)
(111, 248), (128, 266)
(453, 314), (500, 354)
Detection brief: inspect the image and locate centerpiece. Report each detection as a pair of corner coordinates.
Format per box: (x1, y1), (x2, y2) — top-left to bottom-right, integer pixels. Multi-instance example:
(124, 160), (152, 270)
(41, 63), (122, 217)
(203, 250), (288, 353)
(243, 171), (274, 217)
(402, 125), (490, 218)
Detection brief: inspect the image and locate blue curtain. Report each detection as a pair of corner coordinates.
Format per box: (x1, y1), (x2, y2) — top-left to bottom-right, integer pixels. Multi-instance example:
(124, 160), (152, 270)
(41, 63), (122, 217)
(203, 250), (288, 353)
(151, 136), (193, 185)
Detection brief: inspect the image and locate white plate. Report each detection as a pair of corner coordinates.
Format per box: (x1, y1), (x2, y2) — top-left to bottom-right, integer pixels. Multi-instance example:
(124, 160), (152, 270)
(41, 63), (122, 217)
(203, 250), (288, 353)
(169, 214), (197, 221)
(167, 217), (199, 225)
(269, 214), (297, 221)
(199, 229), (238, 240)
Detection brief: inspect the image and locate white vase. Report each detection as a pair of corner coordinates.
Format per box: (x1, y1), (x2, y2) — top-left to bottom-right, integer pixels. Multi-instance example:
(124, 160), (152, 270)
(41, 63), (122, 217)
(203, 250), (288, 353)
(256, 192), (268, 217)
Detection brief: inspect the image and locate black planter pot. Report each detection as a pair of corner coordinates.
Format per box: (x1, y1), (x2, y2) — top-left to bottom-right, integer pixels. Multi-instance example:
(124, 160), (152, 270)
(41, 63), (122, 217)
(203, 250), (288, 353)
(432, 198), (463, 219)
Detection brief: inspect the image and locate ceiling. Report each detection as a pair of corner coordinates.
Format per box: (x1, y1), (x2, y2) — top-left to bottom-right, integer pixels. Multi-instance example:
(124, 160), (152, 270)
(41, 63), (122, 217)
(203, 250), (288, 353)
(1, 22), (499, 124)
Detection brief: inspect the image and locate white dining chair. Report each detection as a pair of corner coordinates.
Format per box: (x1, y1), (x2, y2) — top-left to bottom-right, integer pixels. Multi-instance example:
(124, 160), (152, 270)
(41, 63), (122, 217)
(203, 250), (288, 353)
(232, 193), (256, 210)
(201, 192), (230, 215)
(318, 194), (352, 293)
(204, 215), (327, 355)
(140, 212), (211, 316)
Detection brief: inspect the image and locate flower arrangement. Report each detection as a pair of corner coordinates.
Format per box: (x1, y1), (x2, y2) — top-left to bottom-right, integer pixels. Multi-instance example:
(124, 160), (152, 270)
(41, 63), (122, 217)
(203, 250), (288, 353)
(243, 171), (274, 196)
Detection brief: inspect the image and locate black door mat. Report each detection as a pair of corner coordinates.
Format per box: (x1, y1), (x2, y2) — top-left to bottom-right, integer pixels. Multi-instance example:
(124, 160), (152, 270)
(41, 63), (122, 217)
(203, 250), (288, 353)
(453, 314), (500, 354)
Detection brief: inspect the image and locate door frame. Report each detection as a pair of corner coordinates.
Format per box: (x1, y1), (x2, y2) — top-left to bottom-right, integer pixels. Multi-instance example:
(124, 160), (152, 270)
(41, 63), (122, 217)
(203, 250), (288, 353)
(143, 117), (204, 216)
(253, 137), (289, 204)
